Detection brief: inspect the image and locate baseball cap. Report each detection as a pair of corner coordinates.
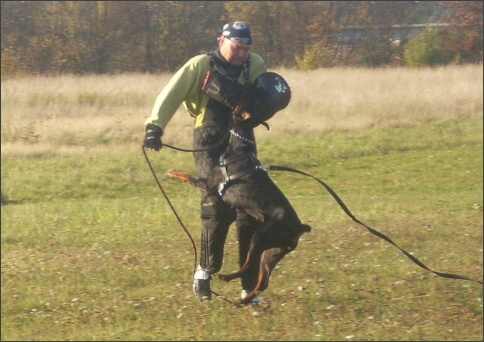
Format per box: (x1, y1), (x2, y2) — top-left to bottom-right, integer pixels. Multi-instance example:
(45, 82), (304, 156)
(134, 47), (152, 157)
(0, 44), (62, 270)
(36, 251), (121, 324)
(221, 21), (252, 45)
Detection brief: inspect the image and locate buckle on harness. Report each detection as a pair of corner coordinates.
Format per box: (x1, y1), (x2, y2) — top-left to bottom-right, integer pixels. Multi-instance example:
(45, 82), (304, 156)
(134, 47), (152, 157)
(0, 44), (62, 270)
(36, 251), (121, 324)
(218, 182), (227, 196)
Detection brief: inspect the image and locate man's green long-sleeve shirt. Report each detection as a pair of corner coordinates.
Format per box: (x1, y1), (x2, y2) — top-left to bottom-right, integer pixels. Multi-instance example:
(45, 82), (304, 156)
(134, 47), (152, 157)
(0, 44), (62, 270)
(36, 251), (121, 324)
(145, 52), (267, 130)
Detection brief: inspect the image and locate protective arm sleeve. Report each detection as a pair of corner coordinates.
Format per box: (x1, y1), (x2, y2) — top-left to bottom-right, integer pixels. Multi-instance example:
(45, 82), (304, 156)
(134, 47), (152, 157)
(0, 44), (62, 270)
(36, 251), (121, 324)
(201, 69), (248, 110)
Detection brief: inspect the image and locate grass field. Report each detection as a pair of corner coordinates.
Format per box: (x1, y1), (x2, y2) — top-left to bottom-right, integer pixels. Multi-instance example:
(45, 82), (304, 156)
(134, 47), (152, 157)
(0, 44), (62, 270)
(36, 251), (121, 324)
(1, 65), (483, 341)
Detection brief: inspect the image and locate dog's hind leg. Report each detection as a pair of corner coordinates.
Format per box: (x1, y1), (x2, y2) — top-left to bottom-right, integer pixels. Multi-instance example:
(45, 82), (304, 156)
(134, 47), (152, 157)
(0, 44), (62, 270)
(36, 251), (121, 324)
(218, 253), (254, 282)
(218, 224), (267, 282)
(240, 248), (286, 304)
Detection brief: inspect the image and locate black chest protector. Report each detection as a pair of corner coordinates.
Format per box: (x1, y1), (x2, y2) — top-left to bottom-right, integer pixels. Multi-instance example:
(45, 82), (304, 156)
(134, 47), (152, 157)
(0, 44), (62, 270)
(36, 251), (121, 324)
(202, 52), (251, 128)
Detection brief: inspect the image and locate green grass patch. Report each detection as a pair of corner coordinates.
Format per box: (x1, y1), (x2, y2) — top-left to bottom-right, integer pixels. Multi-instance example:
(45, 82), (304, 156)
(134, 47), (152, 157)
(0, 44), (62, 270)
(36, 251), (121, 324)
(1, 118), (482, 341)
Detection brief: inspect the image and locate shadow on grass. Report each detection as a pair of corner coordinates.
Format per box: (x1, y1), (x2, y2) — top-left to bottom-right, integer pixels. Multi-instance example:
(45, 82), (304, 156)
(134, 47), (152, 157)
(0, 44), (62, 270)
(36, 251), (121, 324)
(1, 192), (22, 205)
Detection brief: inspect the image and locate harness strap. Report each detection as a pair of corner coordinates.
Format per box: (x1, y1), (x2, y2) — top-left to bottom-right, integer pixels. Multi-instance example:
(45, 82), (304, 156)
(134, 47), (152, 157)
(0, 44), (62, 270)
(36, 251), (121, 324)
(218, 166), (264, 196)
(219, 151), (256, 166)
(241, 57), (251, 85)
(218, 152), (263, 195)
(207, 52), (251, 84)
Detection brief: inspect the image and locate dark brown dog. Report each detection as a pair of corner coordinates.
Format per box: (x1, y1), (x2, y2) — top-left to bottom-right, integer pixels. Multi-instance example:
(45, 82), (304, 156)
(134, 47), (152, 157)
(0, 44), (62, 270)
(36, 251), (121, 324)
(168, 110), (311, 305)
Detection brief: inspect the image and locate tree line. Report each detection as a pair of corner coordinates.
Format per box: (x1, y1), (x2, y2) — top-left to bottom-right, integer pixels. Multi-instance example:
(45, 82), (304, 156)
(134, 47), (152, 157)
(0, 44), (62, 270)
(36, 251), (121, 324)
(1, 1), (482, 77)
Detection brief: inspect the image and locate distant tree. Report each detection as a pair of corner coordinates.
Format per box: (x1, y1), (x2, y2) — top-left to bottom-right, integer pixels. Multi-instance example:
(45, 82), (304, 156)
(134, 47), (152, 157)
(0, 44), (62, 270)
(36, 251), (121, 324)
(223, 1), (306, 68)
(1, 1), (31, 76)
(345, 2), (402, 67)
(152, 1), (224, 71)
(403, 27), (453, 67)
(1, 1), (479, 76)
(439, 1), (483, 63)
(2, 2), (84, 75)
(294, 2), (341, 70)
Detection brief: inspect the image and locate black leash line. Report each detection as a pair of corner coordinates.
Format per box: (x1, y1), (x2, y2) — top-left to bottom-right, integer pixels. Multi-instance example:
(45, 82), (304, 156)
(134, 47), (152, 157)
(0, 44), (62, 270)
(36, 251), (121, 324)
(161, 130), (230, 153)
(142, 146), (198, 274)
(141, 131), (229, 273)
(143, 132), (482, 305)
(266, 165), (483, 286)
(210, 290), (243, 307)
(143, 145), (251, 304)
(143, 145), (237, 304)
(143, 132), (244, 304)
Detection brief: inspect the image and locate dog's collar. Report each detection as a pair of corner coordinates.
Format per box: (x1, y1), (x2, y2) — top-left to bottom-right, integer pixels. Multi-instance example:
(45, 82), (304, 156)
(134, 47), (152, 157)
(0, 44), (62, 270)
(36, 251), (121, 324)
(230, 129), (254, 144)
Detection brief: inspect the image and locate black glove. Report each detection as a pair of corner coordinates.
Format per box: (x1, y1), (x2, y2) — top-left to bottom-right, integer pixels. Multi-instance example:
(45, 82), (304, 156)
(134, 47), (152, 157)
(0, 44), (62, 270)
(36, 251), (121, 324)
(201, 69), (248, 110)
(143, 124), (163, 151)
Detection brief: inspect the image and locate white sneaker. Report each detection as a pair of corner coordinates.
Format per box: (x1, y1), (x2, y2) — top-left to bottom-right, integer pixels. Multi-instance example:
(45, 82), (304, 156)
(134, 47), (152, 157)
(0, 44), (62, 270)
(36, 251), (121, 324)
(241, 289), (261, 303)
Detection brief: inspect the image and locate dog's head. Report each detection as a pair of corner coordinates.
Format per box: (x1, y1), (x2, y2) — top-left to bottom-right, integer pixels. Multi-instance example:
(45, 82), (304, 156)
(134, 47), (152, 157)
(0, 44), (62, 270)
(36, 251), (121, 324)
(233, 72), (291, 129)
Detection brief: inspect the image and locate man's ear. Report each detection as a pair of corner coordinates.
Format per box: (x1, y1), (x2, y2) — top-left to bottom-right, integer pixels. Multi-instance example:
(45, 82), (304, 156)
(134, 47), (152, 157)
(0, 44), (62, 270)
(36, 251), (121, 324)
(218, 36), (224, 47)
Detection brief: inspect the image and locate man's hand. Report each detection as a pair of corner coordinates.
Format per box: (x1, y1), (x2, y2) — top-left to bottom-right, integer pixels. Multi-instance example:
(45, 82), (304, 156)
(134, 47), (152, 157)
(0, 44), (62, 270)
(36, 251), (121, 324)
(143, 124), (163, 151)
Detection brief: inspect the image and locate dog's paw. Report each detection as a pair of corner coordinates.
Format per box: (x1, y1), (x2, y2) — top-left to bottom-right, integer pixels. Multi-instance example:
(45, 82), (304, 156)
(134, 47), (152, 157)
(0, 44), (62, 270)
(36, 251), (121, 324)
(167, 169), (191, 182)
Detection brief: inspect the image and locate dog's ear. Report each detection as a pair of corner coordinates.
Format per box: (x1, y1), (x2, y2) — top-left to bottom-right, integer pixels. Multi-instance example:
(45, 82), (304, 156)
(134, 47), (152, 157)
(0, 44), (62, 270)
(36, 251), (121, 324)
(240, 112), (252, 120)
(232, 105), (252, 122)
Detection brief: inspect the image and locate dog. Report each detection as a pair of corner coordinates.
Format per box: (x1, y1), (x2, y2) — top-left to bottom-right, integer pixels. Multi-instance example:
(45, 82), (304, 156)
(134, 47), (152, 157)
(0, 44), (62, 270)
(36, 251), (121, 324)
(168, 105), (311, 305)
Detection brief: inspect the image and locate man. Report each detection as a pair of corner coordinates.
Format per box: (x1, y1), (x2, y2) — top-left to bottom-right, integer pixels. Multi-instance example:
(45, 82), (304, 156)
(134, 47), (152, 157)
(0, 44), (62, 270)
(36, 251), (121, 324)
(143, 21), (267, 302)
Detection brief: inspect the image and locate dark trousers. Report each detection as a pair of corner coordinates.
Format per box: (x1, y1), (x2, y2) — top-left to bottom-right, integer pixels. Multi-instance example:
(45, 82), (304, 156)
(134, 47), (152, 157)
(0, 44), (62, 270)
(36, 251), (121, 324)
(193, 126), (260, 290)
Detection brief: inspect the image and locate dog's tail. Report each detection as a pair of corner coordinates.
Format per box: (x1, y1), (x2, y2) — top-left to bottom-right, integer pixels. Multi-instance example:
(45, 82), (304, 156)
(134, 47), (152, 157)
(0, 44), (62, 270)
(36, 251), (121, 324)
(167, 169), (206, 189)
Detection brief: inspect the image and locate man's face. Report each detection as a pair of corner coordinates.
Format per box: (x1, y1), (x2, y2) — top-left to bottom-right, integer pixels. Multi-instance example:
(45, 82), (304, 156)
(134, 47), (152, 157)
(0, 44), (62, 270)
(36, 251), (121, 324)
(219, 36), (251, 66)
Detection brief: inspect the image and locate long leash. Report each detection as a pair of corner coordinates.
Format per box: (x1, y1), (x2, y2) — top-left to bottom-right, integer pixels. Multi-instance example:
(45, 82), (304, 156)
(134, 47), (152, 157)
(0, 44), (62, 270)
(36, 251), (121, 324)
(160, 130), (230, 153)
(142, 146), (198, 274)
(144, 132), (253, 303)
(143, 143), (252, 304)
(266, 165), (483, 285)
(140, 132), (230, 271)
(143, 139), (482, 300)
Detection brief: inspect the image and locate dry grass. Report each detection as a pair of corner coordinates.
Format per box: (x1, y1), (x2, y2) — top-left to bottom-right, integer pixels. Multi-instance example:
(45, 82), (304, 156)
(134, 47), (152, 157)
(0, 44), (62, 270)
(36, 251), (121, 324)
(276, 65), (482, 132)
(1, 65), (482, 157)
